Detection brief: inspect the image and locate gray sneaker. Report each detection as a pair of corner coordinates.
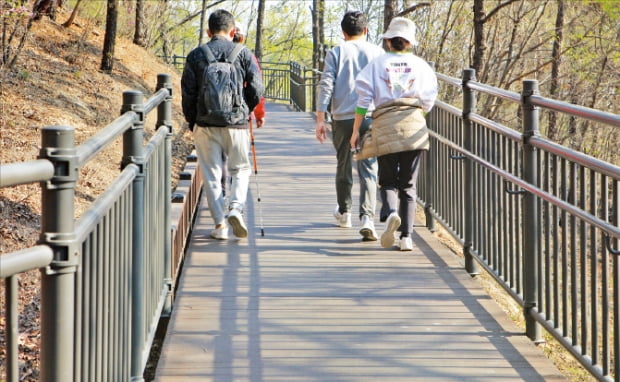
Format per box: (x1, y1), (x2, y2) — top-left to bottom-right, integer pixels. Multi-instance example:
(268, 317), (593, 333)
(359, 215), (378, 241)
(381, 213), (401, 248)
(227, 208), (248, 238)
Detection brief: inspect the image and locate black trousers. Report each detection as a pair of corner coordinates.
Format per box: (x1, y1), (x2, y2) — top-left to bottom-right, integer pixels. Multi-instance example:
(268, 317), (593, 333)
(378, 150), (423, 237)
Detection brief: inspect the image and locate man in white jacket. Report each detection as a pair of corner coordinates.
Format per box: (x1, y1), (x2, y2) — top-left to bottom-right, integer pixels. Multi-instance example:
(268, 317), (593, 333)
(315, 11), (384, 241)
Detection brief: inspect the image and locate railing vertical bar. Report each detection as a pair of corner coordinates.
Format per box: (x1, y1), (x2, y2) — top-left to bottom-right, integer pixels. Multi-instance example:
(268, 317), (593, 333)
(552, 154), (559, 327)
(100, 221), (106, 382)
(507, 139), (514, 288)
(75, 238), (85, 381)
(543, 150), (551, 316)
(570, 161), (578, 344)
(123, 186), (132, 378)
(562, 157), (569, 337)
(537, 146), (544, 314)
(579, 165), (588, 353)
(109, 200), (117, 379)
(613, 179), (619, 382)
(103, 212), (111, 382)
(88, 231), (96, 381)
(498, 137), (512, 280)
(6, 275), (19, 382)
(601, 173), (609, 374)
(590, 168), (598, 364)
(516, 143), (523, 295)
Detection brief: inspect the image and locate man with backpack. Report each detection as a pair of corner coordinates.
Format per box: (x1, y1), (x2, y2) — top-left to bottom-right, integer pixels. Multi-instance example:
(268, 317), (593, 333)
(181, 9), (264, 240)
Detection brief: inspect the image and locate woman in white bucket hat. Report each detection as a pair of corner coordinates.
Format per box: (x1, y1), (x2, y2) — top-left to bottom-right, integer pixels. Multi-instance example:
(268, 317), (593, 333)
(350, 16), (438, 251)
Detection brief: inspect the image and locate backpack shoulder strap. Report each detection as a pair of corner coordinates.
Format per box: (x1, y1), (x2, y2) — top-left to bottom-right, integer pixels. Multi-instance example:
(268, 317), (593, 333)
(200, 44), (217, 64)
(226, 44), (245, 63)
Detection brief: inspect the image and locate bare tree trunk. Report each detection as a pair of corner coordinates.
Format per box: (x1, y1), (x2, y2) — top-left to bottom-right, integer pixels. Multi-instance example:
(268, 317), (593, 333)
(471, 0), (519, 81)
(100, 0), (118, 73)
(62, 0), (82, 28)
(472, 0), (485, 74)
(255, 0), (265, 61)
(318, 0), (324, 67)
(312, 0), (319, 69)
(547, 0), (564, 140)
(383, 0), (397, 31)
(199, 0), (207, 45)
(312, 0), (325, 70)
(383, 0), (397, 50)
(133, 0), (146, 46)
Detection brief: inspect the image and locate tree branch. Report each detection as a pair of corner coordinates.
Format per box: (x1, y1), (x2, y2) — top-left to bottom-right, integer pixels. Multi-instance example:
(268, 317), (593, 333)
(397, 2), (431, 17)
(153, 0), (226, 47)
(481, 0), (520, 23)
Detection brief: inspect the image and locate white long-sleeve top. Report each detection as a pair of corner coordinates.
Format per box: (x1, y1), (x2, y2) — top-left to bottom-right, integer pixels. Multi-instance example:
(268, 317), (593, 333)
(355, 52), (438, 113)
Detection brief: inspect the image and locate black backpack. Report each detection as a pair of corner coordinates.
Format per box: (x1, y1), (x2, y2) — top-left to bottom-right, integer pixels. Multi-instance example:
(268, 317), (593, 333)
(199, 43), (246, 126)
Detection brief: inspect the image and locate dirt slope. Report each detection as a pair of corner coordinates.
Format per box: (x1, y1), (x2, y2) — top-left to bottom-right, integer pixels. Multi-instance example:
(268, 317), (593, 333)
(0, 10), (193, 379)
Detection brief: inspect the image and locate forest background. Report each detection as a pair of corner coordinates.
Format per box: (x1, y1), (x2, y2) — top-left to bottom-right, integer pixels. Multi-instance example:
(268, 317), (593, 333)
(0, 0), (618, 380)
(3, 0), (619, 164)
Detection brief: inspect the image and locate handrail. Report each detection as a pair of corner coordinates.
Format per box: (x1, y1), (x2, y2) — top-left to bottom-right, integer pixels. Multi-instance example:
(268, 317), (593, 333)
(76, 112), (137, 165)
(531, 95), (620, 127)
(0, 159), (54, 187)
(429, 130), (620, 239)
(0, 245), (54, 278)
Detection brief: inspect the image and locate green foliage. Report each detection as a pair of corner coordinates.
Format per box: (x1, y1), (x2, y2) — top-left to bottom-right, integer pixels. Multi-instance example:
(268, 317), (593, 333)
(256, 1), (313, 65)
(595, 0), (620, 20)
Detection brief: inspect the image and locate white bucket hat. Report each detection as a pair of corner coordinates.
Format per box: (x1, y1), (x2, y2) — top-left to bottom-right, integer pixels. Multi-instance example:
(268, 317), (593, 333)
(380, 17), (418, 46)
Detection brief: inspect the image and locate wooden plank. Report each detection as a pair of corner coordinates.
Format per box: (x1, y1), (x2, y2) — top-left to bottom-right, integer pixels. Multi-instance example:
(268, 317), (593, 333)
(155, 103), (565, 382)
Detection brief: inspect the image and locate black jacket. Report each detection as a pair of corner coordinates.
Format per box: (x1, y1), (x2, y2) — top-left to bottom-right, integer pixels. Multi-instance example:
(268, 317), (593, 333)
(181, 36), (264, 129)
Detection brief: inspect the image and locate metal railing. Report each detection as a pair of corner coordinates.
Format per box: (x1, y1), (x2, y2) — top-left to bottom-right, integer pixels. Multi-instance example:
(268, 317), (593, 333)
(420, 68), (620, 381)
(0, 74), (201, 382)
(260, 61), (319, 112)
(159, 54), (186, 72)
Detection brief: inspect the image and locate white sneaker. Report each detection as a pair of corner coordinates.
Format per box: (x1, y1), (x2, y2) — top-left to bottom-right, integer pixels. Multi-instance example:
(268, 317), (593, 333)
(333, 206), (352, 228)
(399, 236), (413, 251)
(227, 208), (248, 238)
(381, 213), (401, 248)
(359, 215), (378, 241)
(210, 225), (228, 240)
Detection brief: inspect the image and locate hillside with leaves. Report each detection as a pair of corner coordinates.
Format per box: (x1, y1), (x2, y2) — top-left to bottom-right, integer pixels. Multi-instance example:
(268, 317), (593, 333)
(0, 6), (192, 379)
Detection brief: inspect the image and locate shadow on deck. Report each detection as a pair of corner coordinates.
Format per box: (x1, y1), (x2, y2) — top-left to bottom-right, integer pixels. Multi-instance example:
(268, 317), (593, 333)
(154, 103), (565, 381)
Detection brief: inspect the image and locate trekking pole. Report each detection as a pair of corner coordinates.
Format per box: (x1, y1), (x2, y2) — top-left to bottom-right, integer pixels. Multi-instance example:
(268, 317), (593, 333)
(249, 119), (265, 237)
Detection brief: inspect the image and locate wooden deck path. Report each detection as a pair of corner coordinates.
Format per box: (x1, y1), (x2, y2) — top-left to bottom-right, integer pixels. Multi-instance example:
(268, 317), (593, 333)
(154, 103), (566, 381)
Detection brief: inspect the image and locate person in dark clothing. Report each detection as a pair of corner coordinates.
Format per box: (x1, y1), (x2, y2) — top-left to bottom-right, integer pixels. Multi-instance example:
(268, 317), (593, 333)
(181, 9), (264, 240)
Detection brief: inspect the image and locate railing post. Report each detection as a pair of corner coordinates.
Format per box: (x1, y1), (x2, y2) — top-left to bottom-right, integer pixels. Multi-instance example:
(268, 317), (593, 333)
(522, 79), (543, 343)
(157, 73), (174, 316)
(462, 69), (480, 276)
(38, 125), (78, 382)
(122, 90), (146, 381)
(425, 62), (436, 232)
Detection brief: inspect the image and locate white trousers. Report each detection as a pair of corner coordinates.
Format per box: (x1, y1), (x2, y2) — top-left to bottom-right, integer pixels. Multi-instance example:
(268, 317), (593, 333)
(194, 127), (251, 226)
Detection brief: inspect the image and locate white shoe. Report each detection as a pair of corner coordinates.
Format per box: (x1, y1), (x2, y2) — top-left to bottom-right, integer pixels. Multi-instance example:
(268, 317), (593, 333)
(381, 213), (401, 248)
(359, 215), (378, 241)
(210, 225), (228, 240)
(333, 206), (352, 228)
(227, 208), (248, 238)
(399, 236), (413, 251)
